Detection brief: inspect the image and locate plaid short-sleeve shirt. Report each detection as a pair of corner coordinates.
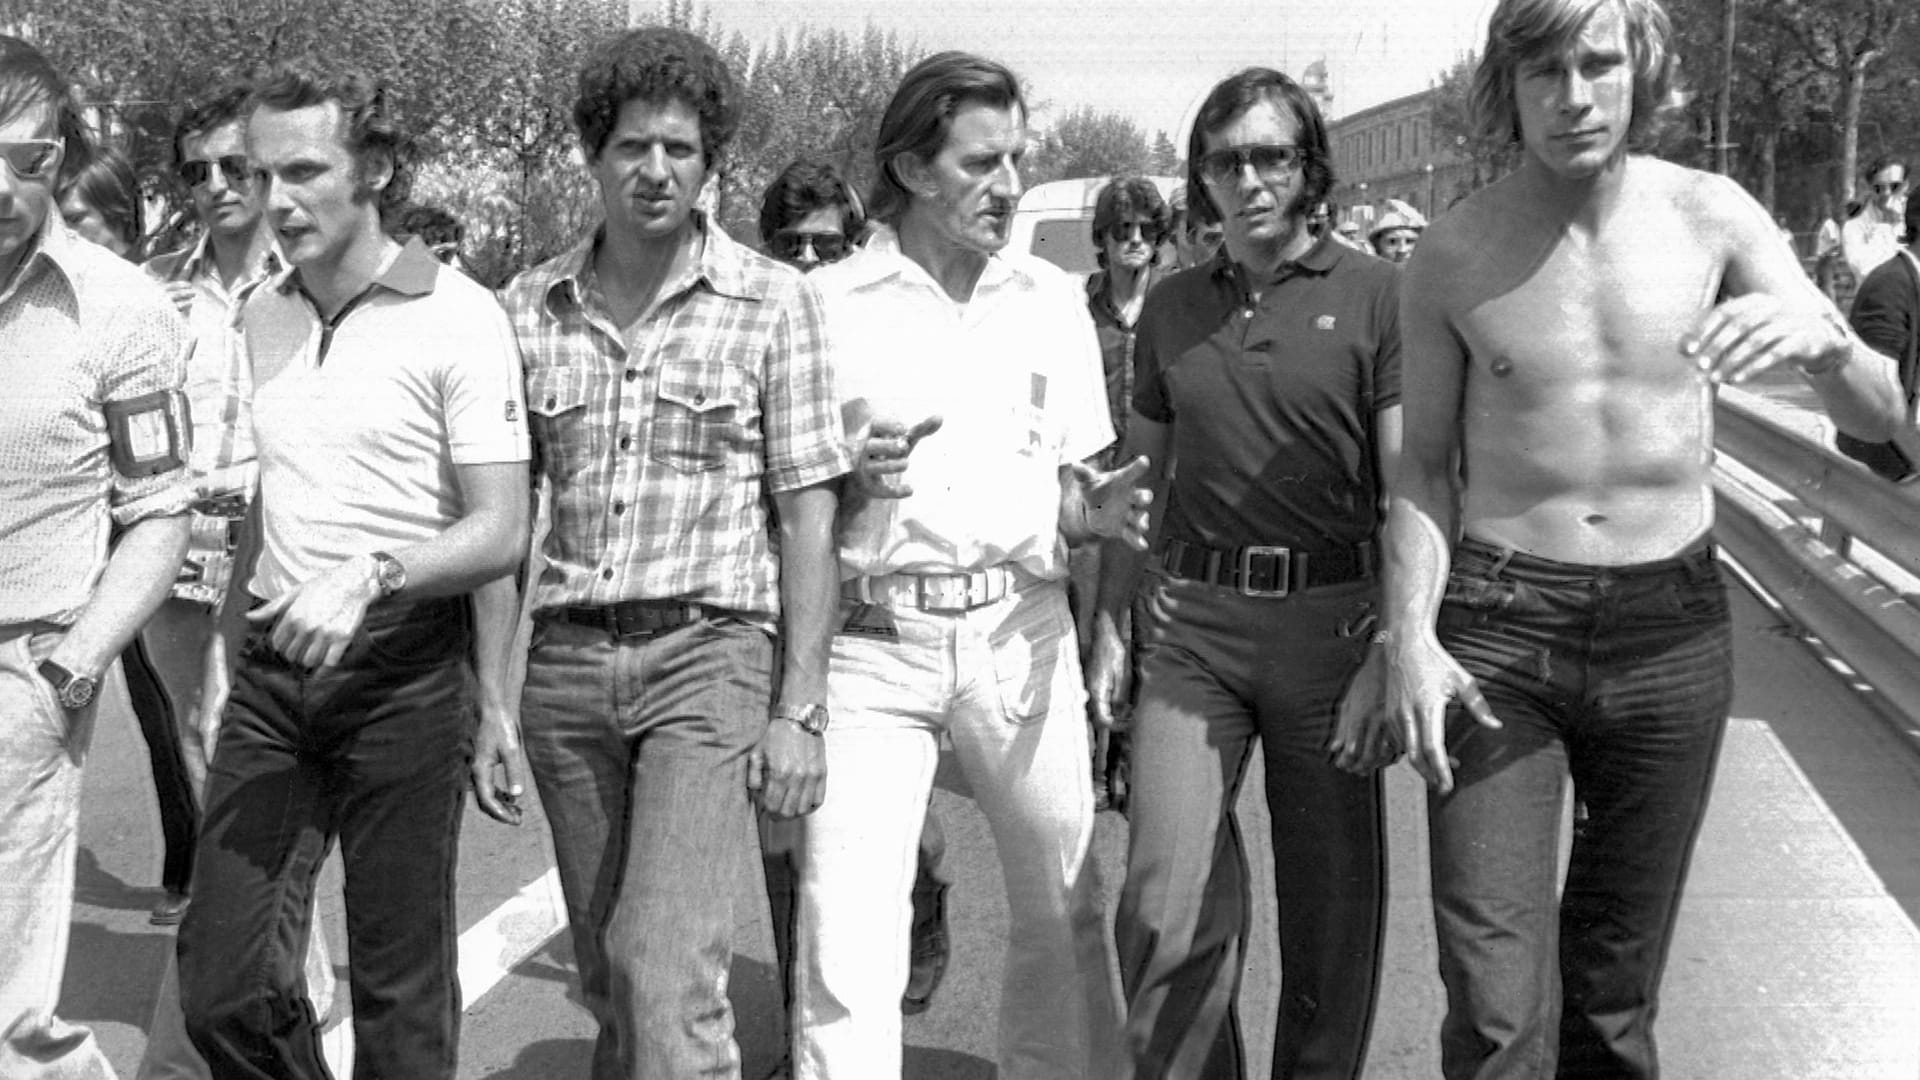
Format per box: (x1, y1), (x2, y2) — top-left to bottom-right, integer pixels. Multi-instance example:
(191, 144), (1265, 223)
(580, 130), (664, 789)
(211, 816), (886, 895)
(501, 218), (851, 621)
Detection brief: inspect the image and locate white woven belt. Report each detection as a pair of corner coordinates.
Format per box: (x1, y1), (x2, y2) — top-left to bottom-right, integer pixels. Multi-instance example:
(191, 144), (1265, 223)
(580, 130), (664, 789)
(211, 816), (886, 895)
(842, 565), (1021, 613)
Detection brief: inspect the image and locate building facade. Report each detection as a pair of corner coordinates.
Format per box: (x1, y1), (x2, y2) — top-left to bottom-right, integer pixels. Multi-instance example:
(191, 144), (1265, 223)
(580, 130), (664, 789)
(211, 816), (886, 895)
(1328, 88), (1474, 229)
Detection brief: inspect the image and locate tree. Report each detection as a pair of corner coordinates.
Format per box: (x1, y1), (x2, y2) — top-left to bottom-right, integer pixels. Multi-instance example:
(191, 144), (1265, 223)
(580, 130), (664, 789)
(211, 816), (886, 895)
(1773, 0), (1912, 212)
(1427, 53), (1516, 191)
(1148, 129), (1179, 177)
(1029, 106), (1150, 183)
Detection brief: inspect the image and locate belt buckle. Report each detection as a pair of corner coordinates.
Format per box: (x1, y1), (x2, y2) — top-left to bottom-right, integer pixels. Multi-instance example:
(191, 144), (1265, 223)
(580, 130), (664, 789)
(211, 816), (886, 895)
(1237, 546), (1291, 598)
(916, 574), (972, 614)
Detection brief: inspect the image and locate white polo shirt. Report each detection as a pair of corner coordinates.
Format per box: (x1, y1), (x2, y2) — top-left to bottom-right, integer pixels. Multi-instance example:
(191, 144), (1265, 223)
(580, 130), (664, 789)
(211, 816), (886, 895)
(242, 241), (529, 600)
(811, 226), (1112, 581)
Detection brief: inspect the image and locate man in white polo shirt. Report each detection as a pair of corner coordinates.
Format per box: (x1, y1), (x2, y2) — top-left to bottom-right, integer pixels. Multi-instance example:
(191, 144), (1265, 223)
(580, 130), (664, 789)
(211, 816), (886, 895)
(176, 65), (528, 1080)
(794, 52), (1149, 1080)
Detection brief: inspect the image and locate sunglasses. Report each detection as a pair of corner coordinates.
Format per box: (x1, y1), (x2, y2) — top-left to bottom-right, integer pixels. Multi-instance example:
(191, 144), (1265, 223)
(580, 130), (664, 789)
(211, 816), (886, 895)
(178, 155), (254, 192)
(1872, 181), (1906, 195)
(1197, 144), (1306, 186)
(771, 230), (848, 263)
(0, 139), (61, 181)
(1105, 221), (1163, 244)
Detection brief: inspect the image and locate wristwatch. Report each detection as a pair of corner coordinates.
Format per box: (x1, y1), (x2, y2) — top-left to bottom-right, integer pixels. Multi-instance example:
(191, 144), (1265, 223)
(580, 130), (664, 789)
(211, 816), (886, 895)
(369, 551), (407, 599)
(38, 659), (98, 710)
(773, 702), (830, 736)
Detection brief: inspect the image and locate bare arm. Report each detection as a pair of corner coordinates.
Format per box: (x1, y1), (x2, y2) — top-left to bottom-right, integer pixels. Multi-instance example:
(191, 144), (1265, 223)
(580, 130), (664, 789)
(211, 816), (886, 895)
(749, 481), (839, 820)
(48, 512), (191, 676)
(1379, 245), (1500, 793)
(1329, 404), (1403, 773)
(1085, 412), (1170, 730)
(1695, 176), (1903, 440)
(253, 460), (530, 669)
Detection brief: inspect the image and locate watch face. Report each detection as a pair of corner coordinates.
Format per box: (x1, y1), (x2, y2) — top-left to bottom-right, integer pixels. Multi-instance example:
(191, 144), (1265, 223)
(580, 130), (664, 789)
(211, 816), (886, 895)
(63, 676), (96, 709)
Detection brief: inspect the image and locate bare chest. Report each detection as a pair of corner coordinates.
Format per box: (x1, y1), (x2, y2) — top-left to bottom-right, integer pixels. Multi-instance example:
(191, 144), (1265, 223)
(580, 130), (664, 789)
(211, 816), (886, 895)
(1460, 237), (1720, 392)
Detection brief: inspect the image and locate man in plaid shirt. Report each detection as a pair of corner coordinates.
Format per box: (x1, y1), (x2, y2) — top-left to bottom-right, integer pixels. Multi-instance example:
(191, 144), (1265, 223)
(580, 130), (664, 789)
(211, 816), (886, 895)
(491, 26), (850, 1079)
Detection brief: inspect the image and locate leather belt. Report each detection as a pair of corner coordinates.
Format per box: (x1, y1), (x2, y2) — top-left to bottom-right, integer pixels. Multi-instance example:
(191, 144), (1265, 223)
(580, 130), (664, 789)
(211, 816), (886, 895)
(1156, 539), (1376, 598)
(536, 600), (707, 638)
(841, 565), (1023, 614)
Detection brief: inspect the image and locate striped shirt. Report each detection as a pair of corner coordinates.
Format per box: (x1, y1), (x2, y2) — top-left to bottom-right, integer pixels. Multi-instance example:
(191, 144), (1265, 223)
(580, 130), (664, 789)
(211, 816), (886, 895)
(501, 217), (851, 621)
(143, 236), (280, 502)
(0, 222), (194, 625)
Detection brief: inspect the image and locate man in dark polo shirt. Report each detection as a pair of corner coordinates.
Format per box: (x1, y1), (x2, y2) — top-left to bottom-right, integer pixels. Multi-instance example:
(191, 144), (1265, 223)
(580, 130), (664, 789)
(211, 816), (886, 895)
(1088, 67), (1399, 1080)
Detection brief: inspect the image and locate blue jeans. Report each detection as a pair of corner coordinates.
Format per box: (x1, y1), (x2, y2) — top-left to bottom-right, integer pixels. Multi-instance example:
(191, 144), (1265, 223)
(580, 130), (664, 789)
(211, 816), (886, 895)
(1429, 538), (1733, 1080)
(1115, 574), (1385, 1080)
(179, 595), (475, 1080)
(520, 613), (774, 1080)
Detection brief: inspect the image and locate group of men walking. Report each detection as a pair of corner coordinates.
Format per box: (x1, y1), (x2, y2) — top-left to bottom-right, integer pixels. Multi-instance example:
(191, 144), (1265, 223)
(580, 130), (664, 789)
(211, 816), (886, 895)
(0, 2), (1910, 1080)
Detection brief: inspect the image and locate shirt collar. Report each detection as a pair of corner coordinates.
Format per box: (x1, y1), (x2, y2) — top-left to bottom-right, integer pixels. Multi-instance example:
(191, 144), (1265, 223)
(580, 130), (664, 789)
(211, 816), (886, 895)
(539, 210), (756, 318)
(271, 236), (439, 301)
(831, 223), (1036, 298)
(1213, 231), (1342, 290)
(174, 232), (286, 287)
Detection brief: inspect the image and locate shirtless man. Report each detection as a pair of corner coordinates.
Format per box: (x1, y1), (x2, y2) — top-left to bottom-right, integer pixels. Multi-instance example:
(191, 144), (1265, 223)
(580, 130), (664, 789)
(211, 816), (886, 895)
(1337, 1), (1904, 1077)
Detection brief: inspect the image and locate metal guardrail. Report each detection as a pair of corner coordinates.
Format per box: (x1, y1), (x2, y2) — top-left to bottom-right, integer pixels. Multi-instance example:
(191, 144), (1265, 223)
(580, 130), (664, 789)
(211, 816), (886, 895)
(1712, 388), (1920, 724)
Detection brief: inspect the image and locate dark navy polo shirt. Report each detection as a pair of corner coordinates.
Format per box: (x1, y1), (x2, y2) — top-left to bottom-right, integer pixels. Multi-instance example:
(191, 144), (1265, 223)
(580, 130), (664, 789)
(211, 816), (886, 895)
(1132, 236), (1400, 552)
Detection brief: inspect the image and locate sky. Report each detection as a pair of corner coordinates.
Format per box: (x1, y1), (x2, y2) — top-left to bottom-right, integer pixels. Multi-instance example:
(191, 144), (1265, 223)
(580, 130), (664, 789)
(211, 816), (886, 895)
(681, 0), (1499, 142)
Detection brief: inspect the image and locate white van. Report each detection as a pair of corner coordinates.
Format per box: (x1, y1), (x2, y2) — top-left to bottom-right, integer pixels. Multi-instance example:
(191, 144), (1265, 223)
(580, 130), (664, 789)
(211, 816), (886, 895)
(1006, 175), (1182, 279)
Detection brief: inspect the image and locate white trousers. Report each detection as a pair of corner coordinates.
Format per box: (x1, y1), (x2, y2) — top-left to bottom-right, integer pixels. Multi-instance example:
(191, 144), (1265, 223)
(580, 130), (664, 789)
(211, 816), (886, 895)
(793, 582), (1122, 1080)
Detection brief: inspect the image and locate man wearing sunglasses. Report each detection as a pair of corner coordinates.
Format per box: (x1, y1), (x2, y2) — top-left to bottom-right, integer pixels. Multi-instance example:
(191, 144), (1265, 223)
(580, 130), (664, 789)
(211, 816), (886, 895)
(131, 81), (281, 923)
(1842, 155), (1908, 285)
(0, 37), (195, 1079)
(1091, 67), (1398, 1079)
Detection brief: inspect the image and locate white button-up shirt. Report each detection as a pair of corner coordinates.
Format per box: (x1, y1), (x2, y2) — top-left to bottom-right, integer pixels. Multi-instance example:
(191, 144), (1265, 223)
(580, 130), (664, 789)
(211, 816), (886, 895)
(812, 226), (1113, 581)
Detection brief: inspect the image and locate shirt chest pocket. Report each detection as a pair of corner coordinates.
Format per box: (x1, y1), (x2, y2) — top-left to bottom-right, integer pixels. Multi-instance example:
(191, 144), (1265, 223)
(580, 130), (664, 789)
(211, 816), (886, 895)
(649, 360), (745, 474)
(526, 366), (593, 481)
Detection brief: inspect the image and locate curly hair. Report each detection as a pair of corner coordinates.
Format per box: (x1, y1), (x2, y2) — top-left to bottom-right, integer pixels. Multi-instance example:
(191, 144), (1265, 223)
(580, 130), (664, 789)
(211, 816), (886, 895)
(869, 52), (1024, 225)
(573, 27), (738, 167)
(1091, 176), (1170, 269)
(758, 158), (862, 246)
(1470, 0), (1683, 152)
(0, 36), (92, 189)
(59, 145), (143, 252)
(1185, 68), (1333, 227)
(248, 64), (415, 214)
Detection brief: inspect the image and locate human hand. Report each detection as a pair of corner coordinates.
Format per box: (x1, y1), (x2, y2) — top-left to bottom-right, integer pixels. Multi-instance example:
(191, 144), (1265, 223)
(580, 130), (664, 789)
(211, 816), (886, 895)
(470, 703), (527, 825)
(1329, 642), (1399, 775)
(1086, 616), (1131, 731)
(1384, 634), (1500, 794)
(1682, 293), (1850, 385)
(748, 717), (827, 819)
(1070, 455), (1154, 550)
(245, 556), (380, 669)
(852, 415), (943, 499)
(163, 281), (195, 317)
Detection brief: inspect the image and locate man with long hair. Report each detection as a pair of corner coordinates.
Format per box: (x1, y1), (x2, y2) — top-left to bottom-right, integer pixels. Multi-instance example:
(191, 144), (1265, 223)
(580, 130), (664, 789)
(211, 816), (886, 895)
(1346, 1), (1903, 1076)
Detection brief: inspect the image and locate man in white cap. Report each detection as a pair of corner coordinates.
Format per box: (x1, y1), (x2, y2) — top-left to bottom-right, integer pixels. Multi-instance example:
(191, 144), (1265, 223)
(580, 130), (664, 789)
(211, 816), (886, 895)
(1368, 204), (1426, 264)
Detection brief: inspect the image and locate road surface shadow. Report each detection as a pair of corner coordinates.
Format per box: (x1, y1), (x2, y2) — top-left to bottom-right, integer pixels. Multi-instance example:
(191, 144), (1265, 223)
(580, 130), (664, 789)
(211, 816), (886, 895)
(59, 921), (171, 1027)
(74, 846), (157, 912)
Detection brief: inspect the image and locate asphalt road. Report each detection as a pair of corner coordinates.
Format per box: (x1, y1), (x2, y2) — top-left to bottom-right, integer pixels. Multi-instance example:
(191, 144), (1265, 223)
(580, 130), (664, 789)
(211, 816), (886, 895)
(62, 570), (1920, 1079)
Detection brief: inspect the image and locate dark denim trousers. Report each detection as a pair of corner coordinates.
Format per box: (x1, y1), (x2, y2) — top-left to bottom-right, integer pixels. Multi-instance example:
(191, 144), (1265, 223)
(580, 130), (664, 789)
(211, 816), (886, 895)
(179, 595), (475, 1080)
(520, 613), (774, 1080)
(1115, 574), (1386, 1080)
(1428, 538), (1733, 1080)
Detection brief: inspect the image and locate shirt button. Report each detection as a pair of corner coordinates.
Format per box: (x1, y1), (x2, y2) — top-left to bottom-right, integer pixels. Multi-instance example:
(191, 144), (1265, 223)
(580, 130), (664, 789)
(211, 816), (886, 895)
(614, 500), (627, 515)
(543, 395), (556, 409)
(624, 369), (638, 382)
(619, 435), (632, 451)
(601, 568), (614, 580)
(693, 391), (706, 405)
